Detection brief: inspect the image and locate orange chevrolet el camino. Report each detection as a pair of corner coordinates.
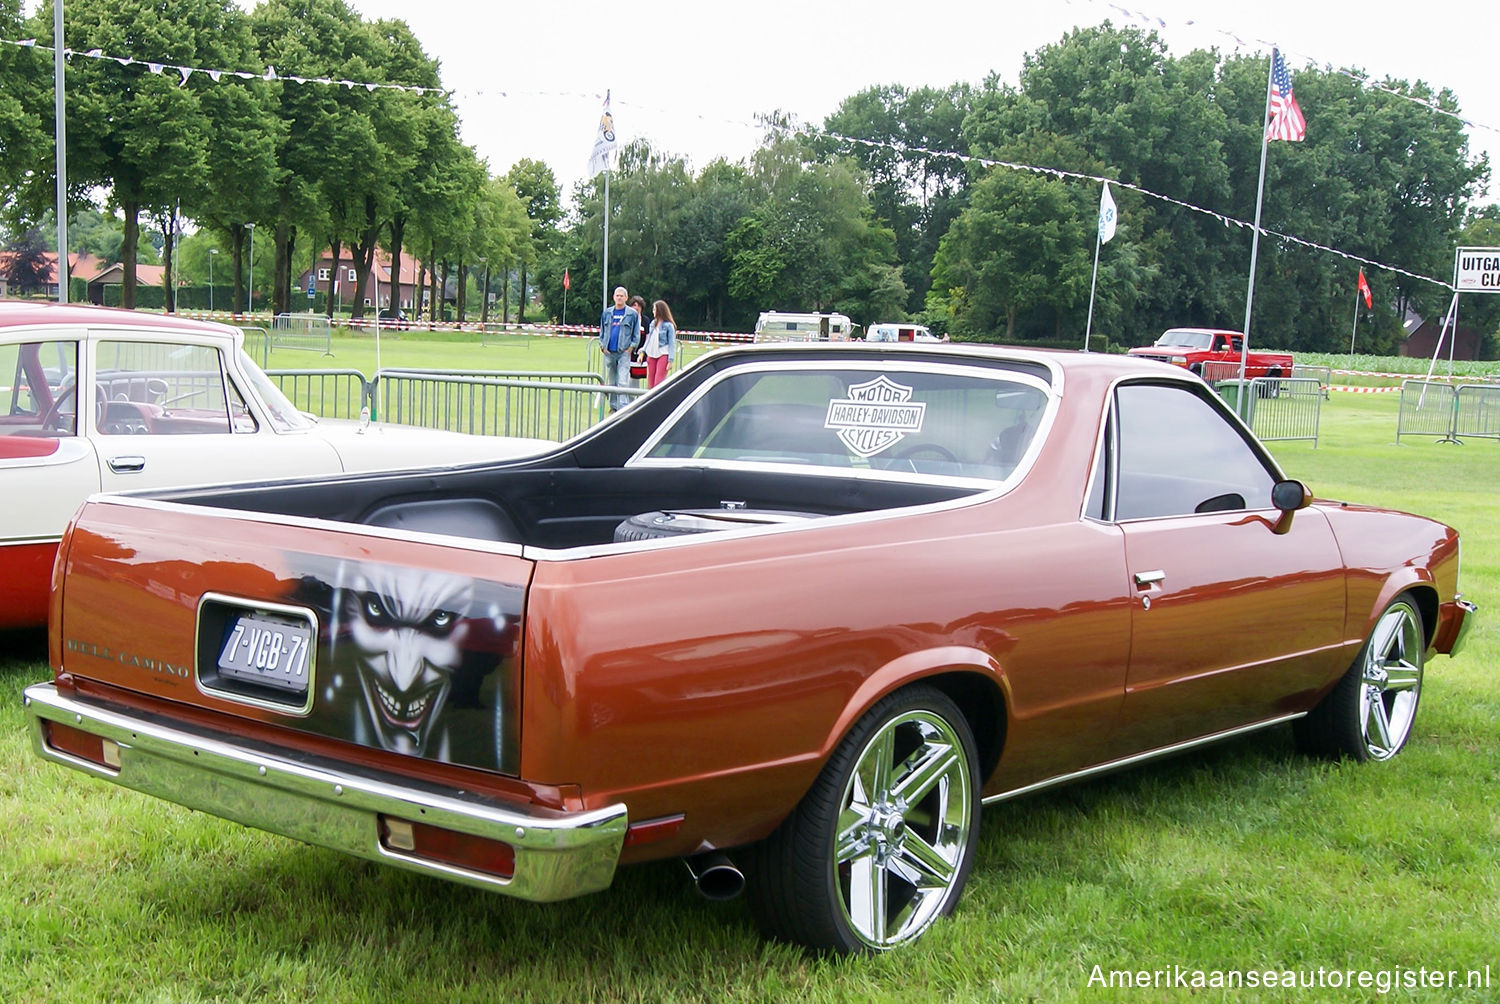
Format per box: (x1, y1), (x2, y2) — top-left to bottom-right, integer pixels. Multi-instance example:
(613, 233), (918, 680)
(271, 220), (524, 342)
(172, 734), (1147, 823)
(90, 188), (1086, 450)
(24, 343), (1474, 953)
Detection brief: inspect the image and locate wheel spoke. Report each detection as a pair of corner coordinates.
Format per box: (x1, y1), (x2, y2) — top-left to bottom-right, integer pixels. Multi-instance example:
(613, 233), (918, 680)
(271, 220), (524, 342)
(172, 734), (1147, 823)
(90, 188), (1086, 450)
(845, 854), (886, 945)
(1364, 687), (1394, 752)
(888, 830), (957, 891)
(835, 805), (872, 865)
(1383, 660), (1421, 693)
(868, 728), (896, 801)
(1371, 610), (1404, 661)
(890, 740), (959, 807)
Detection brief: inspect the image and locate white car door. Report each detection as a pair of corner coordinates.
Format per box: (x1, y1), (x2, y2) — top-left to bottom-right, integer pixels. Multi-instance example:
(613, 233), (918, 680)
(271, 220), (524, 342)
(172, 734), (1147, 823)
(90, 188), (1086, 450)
(89, 336), (340, 492)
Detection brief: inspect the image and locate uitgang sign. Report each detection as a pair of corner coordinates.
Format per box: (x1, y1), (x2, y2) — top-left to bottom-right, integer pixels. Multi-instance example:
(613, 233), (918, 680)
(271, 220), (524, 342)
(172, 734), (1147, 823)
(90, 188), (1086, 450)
(825, 376), (926, 457)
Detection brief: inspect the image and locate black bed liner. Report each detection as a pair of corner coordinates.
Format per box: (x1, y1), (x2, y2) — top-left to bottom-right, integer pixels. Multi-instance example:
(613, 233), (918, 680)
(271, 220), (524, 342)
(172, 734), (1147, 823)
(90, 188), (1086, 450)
(150, 462), (977, 549)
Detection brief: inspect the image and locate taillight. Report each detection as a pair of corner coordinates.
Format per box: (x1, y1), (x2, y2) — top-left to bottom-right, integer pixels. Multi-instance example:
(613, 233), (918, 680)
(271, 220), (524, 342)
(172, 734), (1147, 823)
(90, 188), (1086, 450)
(379, 815), (516, 879)
(44, 719), (121, 770)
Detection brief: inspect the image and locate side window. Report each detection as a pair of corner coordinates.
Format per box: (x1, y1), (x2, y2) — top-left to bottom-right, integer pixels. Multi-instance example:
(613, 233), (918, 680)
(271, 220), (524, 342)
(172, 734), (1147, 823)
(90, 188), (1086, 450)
(95, 340), (233, 436)
(1113, 383), (1276, 520)
(1, 340), (79, 434)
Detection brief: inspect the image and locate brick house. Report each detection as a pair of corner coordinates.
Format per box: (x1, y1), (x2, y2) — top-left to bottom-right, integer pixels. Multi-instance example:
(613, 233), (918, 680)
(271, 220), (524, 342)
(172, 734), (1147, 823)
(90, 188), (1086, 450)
(299, 248), (430, 313)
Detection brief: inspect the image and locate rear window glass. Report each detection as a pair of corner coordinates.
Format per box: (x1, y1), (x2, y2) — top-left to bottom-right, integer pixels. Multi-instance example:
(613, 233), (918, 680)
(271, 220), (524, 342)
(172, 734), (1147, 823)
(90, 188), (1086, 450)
(644, 365), (1051, 481)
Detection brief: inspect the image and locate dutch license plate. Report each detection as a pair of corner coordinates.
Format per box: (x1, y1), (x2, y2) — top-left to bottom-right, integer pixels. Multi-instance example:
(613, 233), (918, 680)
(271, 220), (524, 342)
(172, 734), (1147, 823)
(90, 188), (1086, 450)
(217, 612), (312, 694)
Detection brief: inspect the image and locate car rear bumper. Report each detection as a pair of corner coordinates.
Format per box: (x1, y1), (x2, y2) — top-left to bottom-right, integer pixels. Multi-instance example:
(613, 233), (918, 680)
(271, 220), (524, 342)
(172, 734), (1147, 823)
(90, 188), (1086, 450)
(24, 683), (627, 902)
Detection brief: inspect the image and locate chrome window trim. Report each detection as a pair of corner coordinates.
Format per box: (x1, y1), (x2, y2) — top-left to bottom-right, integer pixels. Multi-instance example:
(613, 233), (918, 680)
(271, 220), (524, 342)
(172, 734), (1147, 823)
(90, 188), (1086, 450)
(1084, 374), (1289, 526)
(627, 357), (1063, 490)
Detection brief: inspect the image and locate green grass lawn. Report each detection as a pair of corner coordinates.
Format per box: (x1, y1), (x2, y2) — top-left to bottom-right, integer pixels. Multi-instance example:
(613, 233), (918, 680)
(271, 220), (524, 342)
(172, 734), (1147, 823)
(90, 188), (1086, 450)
(1, 362), (1495, 1002)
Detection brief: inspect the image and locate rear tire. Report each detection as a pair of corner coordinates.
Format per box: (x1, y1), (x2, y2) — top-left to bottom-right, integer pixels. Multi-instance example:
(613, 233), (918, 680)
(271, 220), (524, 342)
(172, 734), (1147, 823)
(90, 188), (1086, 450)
(1294, 597), (1425, 761)
(747, 685), (980, 953)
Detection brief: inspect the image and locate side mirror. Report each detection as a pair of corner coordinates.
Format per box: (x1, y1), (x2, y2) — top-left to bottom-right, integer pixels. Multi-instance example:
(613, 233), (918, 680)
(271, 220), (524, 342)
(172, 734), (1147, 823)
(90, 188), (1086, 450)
(1270, 479), (1312, 534)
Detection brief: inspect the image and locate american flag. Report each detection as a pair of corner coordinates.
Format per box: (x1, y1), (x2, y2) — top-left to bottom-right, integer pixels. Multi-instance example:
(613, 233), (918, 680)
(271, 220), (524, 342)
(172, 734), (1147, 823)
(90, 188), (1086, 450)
(1265, 49), (1307, 142)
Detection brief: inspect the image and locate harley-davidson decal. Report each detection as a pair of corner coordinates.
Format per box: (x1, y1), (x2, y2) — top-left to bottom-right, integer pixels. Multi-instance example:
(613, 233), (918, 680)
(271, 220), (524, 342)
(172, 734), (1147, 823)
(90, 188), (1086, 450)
(825, 375), (926, 456)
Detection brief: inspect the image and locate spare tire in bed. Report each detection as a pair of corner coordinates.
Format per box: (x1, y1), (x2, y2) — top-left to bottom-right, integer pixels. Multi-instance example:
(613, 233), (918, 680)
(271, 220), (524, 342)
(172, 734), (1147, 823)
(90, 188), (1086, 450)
(614, 509), (819, 543)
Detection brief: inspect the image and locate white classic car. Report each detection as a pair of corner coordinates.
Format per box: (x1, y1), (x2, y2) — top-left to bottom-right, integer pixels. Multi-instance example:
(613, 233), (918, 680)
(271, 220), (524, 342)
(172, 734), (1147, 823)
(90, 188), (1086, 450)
(0, 301), (547, 629)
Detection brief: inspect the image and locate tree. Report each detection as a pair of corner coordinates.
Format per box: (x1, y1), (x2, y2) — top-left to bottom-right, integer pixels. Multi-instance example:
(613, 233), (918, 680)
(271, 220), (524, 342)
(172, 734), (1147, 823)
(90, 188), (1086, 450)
(727, 138), (907, 323)
(1, 226), (54, 294)
(36, 0), (250, 308)
(822, 83), (974, 312)
(506, 159), (562, 324)
(0, 0), (48, 225)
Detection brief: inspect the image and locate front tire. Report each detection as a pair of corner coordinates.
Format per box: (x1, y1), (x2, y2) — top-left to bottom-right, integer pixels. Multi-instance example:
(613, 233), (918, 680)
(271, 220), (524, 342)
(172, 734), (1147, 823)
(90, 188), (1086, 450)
(1294, 597), (1425, 761)
(747, 685), (980, 953)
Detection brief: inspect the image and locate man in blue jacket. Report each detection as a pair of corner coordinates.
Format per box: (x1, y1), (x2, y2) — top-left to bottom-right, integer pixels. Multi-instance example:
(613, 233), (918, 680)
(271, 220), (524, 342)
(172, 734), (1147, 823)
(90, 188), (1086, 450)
(599, 286), (641, 411)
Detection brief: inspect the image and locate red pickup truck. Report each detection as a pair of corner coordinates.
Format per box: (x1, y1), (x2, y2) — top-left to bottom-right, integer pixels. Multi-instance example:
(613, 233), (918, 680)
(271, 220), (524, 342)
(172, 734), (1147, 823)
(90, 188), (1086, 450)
(1128, 328), (1294, 380)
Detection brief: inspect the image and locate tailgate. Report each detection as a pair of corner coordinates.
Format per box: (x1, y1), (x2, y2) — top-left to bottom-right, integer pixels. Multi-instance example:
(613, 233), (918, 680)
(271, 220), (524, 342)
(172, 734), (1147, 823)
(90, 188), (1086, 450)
(55, 497), (533, 776)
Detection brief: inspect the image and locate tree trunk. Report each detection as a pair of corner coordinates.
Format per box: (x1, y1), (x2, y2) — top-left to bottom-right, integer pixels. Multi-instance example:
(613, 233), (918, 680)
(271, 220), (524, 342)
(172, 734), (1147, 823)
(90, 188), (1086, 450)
(121, 200), (139, 310)
(231, 225), (245, 314)
(501, 266), (510, 325)
(160, 212), (176, 313)
(518, 261), (527, 324)
(481, 264), (491, 324)
(456, 257), (467, 321)
(388, 216), (406, 314)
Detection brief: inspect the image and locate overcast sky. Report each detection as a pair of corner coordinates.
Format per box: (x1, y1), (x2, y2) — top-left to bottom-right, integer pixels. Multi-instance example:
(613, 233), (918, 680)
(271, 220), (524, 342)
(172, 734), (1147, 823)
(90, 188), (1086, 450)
(20, 0), (1499, 207)
(322, 0), (1499, 206)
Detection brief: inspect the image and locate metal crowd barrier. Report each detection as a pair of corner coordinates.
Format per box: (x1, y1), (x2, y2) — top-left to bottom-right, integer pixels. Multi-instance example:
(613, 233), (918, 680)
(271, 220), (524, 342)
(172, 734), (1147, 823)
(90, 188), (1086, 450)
(1246, 376), (1322, 445)
(266, 368), (370, 420)
(1454, 384), (1500, 442)
(373, 369), (641, 441)
(271, 313), (334, 355)
(1398, 380), (1500, 444)
(240, 326), (272, 369)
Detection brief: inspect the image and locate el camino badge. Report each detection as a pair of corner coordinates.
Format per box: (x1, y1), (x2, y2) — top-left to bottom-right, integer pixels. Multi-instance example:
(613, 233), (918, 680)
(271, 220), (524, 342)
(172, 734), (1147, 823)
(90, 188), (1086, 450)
(825, 376), (926, 457)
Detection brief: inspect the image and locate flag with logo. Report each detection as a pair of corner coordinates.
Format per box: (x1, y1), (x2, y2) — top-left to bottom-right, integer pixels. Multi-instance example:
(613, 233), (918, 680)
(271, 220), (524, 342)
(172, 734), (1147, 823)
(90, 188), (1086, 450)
(1098, 182), (1117, 244)
(1357, 269), (1372, 308)
(563, 267), (571, 291)
(1266, 49), (1307, 142)
(587, 90), (618, 178)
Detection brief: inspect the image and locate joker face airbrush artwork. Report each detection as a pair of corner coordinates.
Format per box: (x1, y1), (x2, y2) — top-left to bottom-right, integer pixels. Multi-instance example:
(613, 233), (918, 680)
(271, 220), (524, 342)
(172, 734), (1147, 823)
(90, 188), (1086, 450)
(340, 565), (472, 756)
(296, 559), (521, 769)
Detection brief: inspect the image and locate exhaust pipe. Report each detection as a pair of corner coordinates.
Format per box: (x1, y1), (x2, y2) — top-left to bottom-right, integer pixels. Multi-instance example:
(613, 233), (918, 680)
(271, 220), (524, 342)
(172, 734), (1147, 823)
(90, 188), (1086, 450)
(683, 850), (745, 901)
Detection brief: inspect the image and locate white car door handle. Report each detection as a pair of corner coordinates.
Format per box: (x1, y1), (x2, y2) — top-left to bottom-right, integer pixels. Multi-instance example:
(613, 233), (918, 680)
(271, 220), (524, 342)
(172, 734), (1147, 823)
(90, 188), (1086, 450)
(1133, 569), (1166, 587)
(107, 456), (146, 474)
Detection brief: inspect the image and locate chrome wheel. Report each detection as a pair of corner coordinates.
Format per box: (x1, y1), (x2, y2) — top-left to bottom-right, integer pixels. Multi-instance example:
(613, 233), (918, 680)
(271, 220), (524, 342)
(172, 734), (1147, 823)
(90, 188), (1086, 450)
(834, 707), (974, 950)
(1294, 595), (1426, 762)
(747, 685), (980, 953)
(1359, 602), (1424, 760)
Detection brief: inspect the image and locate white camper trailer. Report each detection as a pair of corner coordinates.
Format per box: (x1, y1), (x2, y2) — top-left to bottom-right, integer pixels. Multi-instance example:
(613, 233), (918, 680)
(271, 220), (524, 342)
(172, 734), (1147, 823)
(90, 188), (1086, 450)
(753, 311), (855, 342)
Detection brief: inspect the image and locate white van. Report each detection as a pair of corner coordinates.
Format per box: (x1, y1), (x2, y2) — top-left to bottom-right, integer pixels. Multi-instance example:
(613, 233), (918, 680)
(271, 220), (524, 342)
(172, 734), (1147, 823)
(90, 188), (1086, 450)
(753, 311), (855, 342)
(866, 323), (942, 343)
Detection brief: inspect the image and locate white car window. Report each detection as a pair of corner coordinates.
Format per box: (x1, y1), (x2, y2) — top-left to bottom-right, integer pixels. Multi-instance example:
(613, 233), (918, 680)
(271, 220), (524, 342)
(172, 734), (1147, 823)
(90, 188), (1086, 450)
(96, 340), (233, 436)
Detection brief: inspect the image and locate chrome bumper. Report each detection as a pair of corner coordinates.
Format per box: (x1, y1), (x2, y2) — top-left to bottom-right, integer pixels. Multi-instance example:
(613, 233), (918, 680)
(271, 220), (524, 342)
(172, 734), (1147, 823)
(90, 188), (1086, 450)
(1442, 598), (1477, 658)
(23, 683), (627, 902)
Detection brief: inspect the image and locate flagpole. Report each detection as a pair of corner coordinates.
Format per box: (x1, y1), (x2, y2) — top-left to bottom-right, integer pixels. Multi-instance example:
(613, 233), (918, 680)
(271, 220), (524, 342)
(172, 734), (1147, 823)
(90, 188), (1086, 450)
(602, 166), (610, 310)
(1084, 233), (1101, 352)
(1239, 49), (1277, 415)
(1347, 281), (1361, 370)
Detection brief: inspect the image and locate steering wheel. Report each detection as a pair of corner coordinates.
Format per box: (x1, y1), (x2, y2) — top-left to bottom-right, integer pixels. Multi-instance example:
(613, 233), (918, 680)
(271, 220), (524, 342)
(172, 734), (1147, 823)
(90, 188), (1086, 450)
(41, 382), (105, 433)
(891, 443), (958, 464)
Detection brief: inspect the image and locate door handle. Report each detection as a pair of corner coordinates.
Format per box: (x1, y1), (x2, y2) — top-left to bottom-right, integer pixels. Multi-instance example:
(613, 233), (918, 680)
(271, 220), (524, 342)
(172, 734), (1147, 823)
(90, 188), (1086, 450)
(107, 456), (146, 474)
(1133, 569), (1166, 587)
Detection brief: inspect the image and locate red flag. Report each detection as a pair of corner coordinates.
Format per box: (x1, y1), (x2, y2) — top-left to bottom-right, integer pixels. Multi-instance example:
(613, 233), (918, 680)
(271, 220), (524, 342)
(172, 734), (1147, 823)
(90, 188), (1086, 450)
(1357, 269), (1372, 308)
(563, 268), (570, 291)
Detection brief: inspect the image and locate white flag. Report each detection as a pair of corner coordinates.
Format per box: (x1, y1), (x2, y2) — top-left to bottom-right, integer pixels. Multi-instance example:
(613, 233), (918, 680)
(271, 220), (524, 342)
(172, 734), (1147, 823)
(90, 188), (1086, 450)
(1098, 182), (1117, 244)
(587, 90), (618, 178)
